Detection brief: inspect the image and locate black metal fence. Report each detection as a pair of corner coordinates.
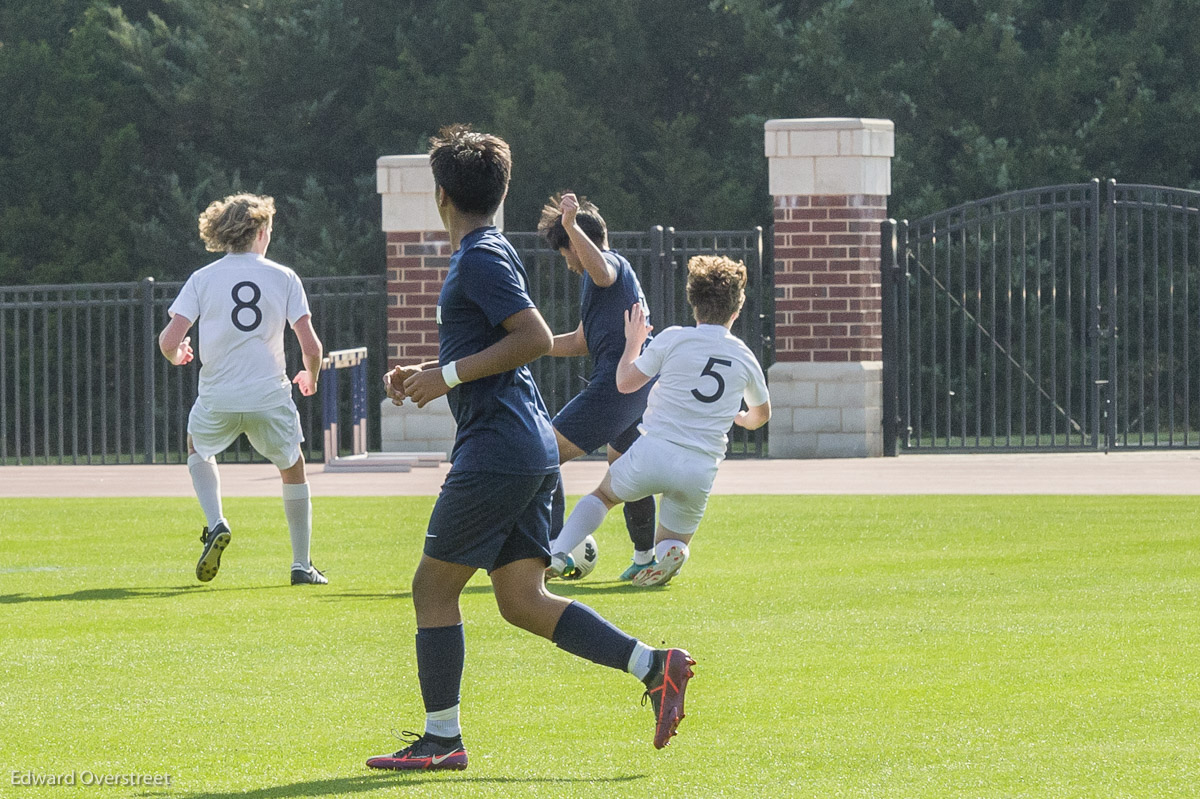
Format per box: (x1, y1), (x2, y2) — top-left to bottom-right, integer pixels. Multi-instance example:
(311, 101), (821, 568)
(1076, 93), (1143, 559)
(0, 226), (770, 465)
(883, 179), (1200, 453)
(0, 276), (387, 465)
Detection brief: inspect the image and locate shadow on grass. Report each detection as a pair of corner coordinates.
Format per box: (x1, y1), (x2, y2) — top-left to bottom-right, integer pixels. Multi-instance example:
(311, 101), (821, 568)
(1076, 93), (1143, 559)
(545, 580), (672, 597)
(0, 584), (291, 604)
(315, 584), (498, 602)
(141, 771), (646, 798)
(0, 578), (667, 605)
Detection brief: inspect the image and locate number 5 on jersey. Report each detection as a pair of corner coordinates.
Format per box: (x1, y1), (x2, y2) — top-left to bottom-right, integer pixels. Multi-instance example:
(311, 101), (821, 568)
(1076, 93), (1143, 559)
(691, 357), (732, 403)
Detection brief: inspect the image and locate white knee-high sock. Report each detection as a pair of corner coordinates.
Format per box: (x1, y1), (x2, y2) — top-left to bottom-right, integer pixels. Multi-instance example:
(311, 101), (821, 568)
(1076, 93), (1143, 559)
(282, 482), (312, 568)
(552, 494), (610, 557)
(187, 453), (224, 529)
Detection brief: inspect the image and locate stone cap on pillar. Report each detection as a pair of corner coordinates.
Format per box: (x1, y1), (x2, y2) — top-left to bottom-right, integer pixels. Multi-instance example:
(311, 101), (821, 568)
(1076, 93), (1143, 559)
(377, 154), (504, 233)
(764, 118), (894, 197)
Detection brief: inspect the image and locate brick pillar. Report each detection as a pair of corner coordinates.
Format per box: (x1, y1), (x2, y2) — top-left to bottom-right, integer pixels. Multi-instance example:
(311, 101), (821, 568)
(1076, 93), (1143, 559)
(375, 154), (503, 455)
(765, 118), (894, 458)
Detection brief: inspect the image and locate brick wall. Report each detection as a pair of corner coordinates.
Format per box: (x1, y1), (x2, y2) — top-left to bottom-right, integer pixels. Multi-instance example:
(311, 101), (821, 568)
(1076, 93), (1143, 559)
(385, 230), (450, 364)
(772, 194), (885, 363)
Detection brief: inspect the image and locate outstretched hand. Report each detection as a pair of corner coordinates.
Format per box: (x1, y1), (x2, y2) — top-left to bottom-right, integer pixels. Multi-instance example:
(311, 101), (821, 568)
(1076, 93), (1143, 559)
(292, 370), (318, 396)
(624, 302), (652, 348)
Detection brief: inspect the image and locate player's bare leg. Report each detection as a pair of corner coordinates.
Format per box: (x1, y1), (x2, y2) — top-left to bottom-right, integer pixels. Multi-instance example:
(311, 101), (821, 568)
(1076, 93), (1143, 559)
(491, 556), (572, 638)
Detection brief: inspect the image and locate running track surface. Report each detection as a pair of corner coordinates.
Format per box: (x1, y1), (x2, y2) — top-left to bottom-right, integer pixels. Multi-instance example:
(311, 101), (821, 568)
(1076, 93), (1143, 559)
(3, 451), (1199, 497)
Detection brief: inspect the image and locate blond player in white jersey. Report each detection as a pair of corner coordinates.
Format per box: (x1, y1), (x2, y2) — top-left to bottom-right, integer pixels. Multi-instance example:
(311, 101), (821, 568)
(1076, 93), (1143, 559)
(158, 193), (328, 586)
(550, 255), (771, 587)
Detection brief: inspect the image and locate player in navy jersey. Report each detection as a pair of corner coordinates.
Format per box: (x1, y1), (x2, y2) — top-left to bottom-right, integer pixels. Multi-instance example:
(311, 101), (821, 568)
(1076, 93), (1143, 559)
(365, 125), (694, 772)
(537, 192), (657, 581)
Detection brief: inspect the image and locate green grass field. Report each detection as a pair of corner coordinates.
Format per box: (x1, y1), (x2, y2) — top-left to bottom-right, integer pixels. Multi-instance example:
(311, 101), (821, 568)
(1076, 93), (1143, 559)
(3, 494), (1200, 798)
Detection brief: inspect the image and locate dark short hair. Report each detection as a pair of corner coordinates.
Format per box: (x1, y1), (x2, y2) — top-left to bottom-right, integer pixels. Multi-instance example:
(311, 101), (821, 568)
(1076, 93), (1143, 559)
(686, 255), (747, 325)
(428, 124), (511, 216)
(537, 193), (607, 250)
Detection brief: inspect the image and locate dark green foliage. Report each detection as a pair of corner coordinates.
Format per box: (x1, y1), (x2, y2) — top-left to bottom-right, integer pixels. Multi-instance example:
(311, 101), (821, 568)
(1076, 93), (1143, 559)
(3, 0), (1200, 284)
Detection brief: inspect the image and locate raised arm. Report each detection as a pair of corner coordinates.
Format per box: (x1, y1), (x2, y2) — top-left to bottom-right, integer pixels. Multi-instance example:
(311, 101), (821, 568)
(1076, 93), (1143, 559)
(402, 307), (553, 408)
(561, 193), (616, 288)
(158, 313), (195, 366)
(615, 302), (654, 394)
(291, 315), (323, 396)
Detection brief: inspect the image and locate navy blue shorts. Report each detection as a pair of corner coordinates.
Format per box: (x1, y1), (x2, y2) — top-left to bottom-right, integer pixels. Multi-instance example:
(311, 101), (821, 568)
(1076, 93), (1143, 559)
(425, 470), (558, 572)
(553, 377), (652, 455)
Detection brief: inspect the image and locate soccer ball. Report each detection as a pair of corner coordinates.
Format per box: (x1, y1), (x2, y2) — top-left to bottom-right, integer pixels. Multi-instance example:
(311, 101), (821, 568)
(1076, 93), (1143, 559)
(563, 535), (598, 580)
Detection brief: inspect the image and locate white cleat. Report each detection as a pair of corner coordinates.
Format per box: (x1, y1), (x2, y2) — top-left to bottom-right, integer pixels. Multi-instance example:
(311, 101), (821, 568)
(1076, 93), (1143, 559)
(632, 545), (687, 587)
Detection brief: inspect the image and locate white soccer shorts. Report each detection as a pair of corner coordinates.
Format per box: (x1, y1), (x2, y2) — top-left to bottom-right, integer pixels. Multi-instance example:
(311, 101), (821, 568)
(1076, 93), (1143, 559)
(187, 399), (304, 470)
(608, 435), (720, 536)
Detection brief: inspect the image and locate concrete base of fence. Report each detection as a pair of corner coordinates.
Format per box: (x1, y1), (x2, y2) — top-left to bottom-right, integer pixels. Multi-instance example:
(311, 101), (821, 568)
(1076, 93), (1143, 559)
(379, 397), (456, 457)
(767, 361), (883, 458)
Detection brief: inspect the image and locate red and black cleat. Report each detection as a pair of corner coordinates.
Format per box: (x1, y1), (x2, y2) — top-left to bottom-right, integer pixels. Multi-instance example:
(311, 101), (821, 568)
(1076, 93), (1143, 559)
(366, 731), (467, 771)
(642, 648), (696, 749)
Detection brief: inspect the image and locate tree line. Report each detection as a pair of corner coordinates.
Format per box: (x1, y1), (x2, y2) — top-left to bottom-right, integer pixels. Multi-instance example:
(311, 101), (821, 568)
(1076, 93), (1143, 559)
(3, 0), (1199, 285)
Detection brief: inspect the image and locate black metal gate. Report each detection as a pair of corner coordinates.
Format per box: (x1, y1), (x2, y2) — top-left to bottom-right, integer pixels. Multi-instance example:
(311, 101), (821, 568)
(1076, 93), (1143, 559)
(883, 179), (1200, 453)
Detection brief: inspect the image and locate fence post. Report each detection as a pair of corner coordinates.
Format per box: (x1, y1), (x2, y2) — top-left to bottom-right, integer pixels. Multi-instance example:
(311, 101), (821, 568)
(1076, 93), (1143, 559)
(141, 276), (157, 464)
(880, 219), (900, 457)
(649, 225), (666, 328)
(1088, 178), (1103, 449)
(897, 219), (912, 450)
(1105, 178), (1119, 451)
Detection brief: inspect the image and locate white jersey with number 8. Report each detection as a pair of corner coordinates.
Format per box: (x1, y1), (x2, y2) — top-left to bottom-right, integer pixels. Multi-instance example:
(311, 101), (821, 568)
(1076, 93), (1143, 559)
(168, 252), (311, 413)
(632, 323), (769, 461)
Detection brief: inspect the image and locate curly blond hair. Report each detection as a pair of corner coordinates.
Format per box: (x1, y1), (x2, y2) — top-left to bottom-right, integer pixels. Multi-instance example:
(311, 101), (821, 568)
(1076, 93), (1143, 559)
(198, 193), (275, 253)
(686, 255), (747, 325)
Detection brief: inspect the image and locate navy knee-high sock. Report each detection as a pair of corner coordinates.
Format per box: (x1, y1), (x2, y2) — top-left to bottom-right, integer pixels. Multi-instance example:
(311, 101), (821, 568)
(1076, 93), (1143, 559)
(551, 601), (638, 671)
(623, 495), (656, 552)
(549, 472), (566, 543)
(416, 624), (465, 712)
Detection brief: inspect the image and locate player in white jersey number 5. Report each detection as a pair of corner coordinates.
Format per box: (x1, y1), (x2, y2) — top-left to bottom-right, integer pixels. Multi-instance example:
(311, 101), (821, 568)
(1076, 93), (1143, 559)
(550, 255), (771, 587)
(157, 193), (328, 586)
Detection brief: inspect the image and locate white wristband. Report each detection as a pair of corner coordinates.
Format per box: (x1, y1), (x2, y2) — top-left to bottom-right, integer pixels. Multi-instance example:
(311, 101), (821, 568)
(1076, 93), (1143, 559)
(442, 360), (462, 388)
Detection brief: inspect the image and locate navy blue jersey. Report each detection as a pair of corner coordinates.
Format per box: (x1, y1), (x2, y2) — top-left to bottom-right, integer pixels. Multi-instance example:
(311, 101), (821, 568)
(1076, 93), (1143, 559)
(437, 227), (558, 475)
(580, 250), (649, 379)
